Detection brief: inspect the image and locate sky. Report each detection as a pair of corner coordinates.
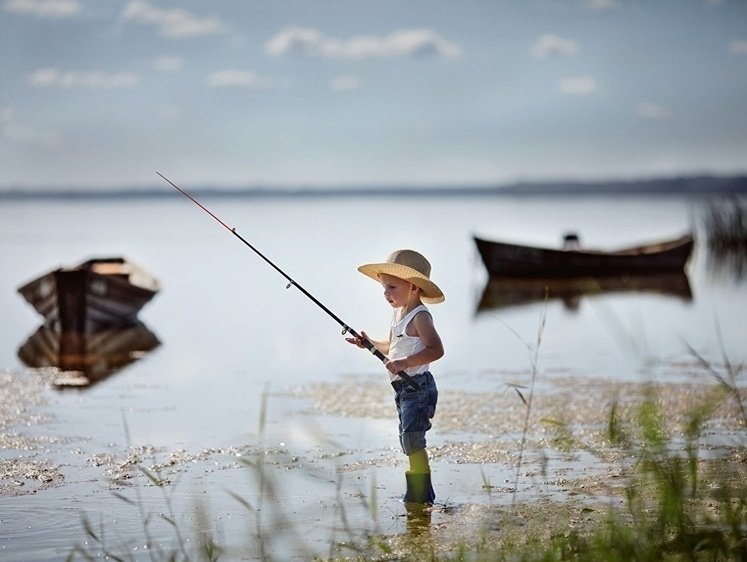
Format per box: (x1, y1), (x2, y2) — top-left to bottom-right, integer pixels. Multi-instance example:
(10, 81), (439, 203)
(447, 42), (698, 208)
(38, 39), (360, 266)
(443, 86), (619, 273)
(1, 0), (746, 191)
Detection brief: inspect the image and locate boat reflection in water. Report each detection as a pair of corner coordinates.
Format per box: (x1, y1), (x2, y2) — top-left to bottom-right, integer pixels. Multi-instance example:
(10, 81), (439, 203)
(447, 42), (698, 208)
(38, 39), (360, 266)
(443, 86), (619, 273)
(17, 322), (160, 389)
(476, 271), (693, 314)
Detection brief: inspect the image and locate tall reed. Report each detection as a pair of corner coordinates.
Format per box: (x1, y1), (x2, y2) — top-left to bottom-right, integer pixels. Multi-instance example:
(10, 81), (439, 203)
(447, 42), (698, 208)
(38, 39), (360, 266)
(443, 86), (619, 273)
(528, 347), (747, 562)
(700, 196), (747, 281)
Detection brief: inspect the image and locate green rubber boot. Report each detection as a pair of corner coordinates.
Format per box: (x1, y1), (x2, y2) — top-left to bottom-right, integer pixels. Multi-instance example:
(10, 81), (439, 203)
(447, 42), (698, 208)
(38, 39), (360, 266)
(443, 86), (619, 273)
(402, 472), (435, 504)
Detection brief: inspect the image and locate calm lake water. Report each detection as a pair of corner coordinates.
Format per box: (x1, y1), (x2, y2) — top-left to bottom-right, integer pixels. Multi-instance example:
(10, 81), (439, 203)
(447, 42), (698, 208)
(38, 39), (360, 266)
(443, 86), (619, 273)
(1, 192), (745, 559)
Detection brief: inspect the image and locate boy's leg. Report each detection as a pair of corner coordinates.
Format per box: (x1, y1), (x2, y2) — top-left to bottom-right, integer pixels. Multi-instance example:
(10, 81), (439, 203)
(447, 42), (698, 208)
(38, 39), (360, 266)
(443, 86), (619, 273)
(396, 373), (438, 504)
(408, 448), (430, 474)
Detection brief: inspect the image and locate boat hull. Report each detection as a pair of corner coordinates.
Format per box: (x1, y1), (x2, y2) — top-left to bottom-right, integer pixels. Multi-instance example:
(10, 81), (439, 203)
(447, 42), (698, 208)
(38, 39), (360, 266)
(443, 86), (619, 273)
(474, 234), (694, 277)
(17, 258), (160, 333)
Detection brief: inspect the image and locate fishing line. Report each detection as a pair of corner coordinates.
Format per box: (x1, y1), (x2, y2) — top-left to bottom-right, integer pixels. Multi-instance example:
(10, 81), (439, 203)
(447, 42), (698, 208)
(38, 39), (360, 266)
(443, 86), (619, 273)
(158, 172), (420, 390)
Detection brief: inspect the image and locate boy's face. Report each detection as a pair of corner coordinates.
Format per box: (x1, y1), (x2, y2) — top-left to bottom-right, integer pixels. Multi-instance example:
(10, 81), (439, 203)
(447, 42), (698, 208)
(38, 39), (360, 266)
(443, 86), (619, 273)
(378, 273), (418, 308)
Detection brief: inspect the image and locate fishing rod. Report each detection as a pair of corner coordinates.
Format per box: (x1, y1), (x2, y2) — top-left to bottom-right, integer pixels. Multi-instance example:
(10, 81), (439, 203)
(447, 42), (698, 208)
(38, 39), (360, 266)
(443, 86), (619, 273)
(158, 172), (420, 390)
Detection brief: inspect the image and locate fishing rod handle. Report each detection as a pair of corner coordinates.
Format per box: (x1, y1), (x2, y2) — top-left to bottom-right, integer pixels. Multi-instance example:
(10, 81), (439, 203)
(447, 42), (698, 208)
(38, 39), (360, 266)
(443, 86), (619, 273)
(353, 333), (421, 391)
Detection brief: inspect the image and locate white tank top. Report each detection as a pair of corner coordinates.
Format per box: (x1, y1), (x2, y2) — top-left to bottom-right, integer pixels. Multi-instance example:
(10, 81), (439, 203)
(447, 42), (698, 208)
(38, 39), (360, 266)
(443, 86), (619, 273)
(388, 304), (430, 382)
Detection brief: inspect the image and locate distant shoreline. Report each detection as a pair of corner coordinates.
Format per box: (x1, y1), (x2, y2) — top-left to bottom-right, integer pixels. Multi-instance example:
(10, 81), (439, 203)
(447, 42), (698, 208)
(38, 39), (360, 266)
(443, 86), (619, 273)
(1, 174), (745, 200)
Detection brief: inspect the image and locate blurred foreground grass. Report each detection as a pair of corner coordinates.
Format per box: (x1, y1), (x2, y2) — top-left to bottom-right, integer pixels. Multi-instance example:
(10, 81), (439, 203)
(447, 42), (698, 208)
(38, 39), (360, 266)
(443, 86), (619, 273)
(67, 348), (746, 561)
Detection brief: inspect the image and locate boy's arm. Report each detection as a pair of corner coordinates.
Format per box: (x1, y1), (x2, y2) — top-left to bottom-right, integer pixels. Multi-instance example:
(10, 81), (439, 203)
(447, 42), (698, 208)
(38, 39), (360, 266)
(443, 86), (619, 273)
(347, 329), (422, 390)
(345, 330), (390, 355)
(366, 334), (391, 356)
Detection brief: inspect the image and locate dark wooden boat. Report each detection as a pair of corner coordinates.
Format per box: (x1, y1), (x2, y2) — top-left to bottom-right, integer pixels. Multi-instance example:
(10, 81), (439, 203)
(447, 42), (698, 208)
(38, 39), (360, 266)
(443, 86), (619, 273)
(17, 257), (160, 333)
(17, 322), (160, 389)
(474, 233), (694, 277)
(476, 271), (693, 313)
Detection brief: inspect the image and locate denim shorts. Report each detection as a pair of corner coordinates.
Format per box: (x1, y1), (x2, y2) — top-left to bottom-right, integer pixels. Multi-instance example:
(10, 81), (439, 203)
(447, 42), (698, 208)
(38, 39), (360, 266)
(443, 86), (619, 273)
(393, 371), (438, 456)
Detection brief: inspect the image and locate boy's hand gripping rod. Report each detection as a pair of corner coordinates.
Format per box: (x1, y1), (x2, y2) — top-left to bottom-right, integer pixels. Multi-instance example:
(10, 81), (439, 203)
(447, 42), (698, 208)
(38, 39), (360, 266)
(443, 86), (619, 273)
(158, 172), (421, 390)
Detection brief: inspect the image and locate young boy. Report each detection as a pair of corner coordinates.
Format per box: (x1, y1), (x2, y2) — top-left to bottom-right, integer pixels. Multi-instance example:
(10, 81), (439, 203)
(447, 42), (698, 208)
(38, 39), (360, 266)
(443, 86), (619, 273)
(346, 249), (444, 504)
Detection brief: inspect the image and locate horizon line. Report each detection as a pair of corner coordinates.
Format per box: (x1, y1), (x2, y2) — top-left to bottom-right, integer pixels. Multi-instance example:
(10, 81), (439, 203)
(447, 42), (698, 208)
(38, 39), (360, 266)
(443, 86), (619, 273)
(1, 173), (746, 200)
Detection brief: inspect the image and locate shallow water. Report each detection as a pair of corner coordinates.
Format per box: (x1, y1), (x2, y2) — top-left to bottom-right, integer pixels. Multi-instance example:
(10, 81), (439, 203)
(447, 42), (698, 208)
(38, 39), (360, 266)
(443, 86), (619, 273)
(1, 192), (745, 559)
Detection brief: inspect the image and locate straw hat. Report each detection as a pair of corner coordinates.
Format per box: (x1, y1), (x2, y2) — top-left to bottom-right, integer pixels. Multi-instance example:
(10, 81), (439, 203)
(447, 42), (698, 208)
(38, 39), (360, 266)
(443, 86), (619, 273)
(358, 249), (445, 304)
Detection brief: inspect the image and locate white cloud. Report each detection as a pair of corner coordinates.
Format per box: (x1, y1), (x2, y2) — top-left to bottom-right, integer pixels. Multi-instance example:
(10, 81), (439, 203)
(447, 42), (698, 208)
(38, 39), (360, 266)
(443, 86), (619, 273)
(330, 75), (360, 91)
(635, 102), (671, 119)
(1, 106), (60, 145)
(28, 68), (139, 89)
(207, 70), (274, 88)
(120, 0), (225, 39)
(3, 0), (81, 18)
(153, 56), (183, 71)
(158, 104), (181, 120)
(584, 0), (618, 10)
(4, 122), (60, 145)
(531, 34), (579, 58)
(559, 76), (597, 94)
(729, 40), (747, 55)
(266, 27), (461, 60)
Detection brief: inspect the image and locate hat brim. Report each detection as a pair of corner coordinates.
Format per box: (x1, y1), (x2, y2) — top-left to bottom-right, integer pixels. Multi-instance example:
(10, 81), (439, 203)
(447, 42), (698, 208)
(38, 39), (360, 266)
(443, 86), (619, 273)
(358, 263), (445, 304)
